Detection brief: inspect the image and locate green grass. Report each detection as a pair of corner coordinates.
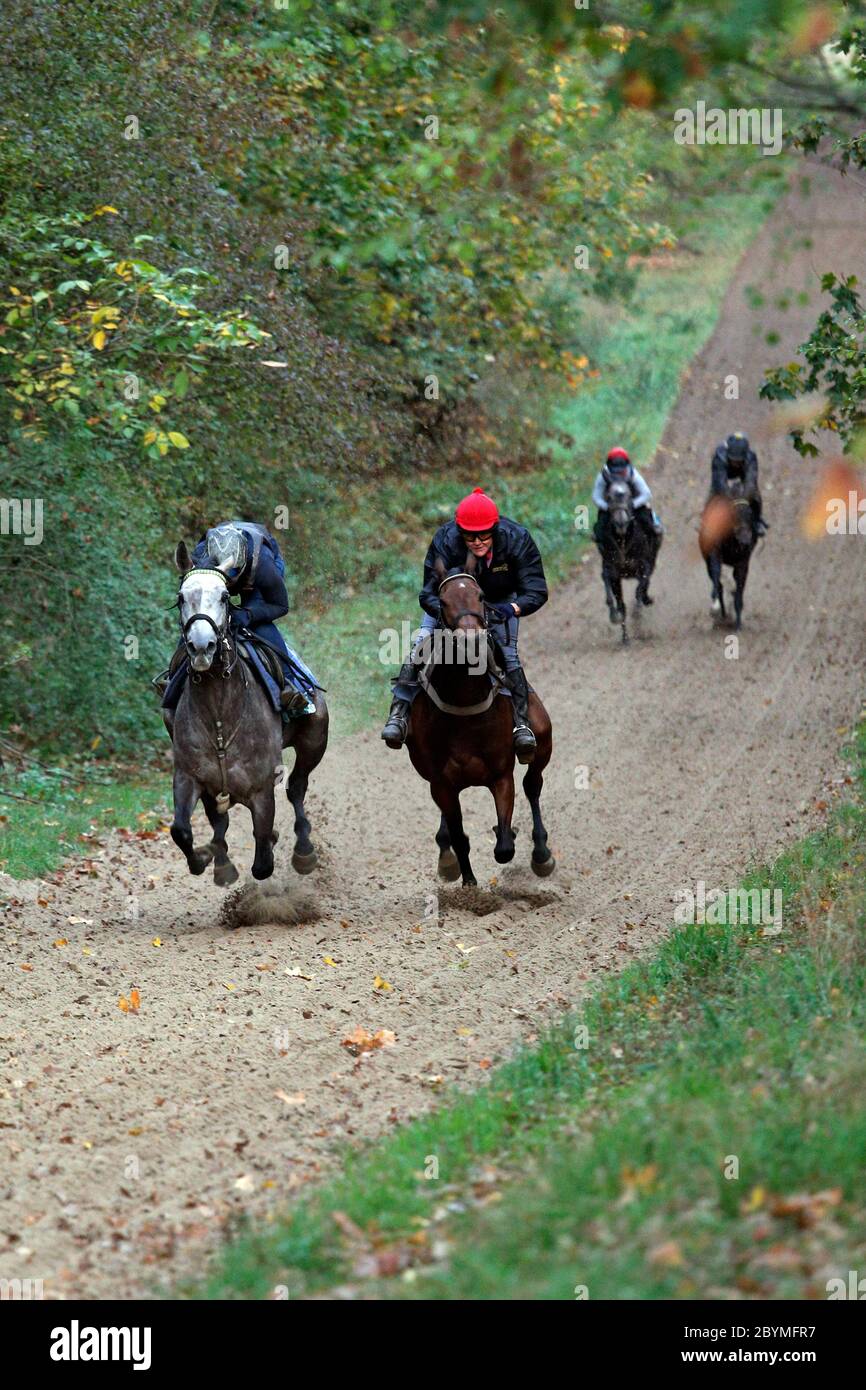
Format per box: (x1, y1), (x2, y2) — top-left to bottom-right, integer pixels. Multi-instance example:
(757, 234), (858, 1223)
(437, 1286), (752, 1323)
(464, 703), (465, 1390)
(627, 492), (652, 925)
(195, 724), (866, 1300)
(0, 762), (167, 880)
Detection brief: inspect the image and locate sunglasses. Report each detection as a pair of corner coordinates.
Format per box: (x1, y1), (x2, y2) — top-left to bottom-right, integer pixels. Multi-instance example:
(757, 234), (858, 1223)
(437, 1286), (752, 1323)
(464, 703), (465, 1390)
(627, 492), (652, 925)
(460, 530), (493, 543)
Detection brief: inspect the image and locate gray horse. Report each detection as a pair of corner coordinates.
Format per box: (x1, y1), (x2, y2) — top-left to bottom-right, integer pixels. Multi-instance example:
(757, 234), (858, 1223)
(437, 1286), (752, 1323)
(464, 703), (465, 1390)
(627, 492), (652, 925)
(164, 542), (329, 884)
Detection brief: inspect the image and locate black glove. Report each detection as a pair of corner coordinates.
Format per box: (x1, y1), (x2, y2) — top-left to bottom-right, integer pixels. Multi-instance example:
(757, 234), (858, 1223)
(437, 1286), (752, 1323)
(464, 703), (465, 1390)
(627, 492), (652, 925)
(489, 602), (516, 619)
(231, 607), (251, 629)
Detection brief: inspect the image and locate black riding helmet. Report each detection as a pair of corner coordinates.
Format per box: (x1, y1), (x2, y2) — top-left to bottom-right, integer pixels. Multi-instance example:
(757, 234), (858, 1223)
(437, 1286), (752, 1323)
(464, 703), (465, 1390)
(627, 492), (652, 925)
(726, 432), (748, 463)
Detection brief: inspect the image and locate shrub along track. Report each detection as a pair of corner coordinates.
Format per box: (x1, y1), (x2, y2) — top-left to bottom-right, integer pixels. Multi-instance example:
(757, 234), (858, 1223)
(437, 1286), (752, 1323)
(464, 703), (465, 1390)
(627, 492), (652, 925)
(3, 165), (865, 1299)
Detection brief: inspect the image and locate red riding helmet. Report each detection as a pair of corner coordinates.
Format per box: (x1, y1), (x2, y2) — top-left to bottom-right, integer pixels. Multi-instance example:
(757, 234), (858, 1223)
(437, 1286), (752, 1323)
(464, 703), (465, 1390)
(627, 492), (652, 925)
(455, 487), (500, 532)
(606, 447), (631, 470)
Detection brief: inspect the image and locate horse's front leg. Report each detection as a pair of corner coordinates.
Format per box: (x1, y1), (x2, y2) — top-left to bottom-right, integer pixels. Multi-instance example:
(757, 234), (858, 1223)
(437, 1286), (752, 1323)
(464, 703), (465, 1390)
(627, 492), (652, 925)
(432, 782), (475, 887)
(436, 813), (460, 881)
(706, 553), (724, 618)
(491, 773), (516, 864)
(733, 557), (750, 631)
(602, 562), (619, 625)
(170, 768), (214, 875)
(249, 786), (278, 881)
(201, 789), (238, 888)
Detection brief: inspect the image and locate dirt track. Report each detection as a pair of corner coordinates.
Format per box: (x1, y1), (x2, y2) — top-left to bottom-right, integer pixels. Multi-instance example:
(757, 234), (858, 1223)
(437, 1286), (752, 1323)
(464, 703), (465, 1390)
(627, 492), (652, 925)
(3, 165), (866, 1299)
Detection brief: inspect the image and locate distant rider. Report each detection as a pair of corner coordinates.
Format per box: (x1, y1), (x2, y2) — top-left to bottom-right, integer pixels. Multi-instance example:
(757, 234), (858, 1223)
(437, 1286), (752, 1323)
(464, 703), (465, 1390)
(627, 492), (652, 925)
(380, 487), (548, 760)
(710, 432), (768, 536)
(592, 447), (663, 600)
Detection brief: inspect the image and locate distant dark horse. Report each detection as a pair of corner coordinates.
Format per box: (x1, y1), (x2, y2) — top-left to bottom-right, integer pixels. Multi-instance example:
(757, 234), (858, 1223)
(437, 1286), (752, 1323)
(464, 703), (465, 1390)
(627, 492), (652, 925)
(163, 542), (328, 884)
(599, 478), (659, 644)
(699, 484), (757, 631)
(404, 555), (555, 887)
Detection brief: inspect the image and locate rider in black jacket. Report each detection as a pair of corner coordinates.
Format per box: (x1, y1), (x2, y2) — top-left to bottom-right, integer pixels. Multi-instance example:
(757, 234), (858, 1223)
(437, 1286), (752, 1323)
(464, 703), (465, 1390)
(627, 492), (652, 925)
(381, 488), (548, 759)
(710, 432), (768, 536)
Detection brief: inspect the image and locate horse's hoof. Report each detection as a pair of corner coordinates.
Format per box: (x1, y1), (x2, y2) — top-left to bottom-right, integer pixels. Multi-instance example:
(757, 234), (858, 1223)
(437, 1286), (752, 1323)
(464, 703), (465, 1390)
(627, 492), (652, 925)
(462, 875), (478, 888)
(531, 853), (556, 878)
(608, 608), (618, 625)
(438, 849), (461, 882)
(292, 849), (318, 875)
(494, 845), (515, 864)
(189, 846), (214, 875)
(252, 859), (275, 881)
(214, 861), (239, 888)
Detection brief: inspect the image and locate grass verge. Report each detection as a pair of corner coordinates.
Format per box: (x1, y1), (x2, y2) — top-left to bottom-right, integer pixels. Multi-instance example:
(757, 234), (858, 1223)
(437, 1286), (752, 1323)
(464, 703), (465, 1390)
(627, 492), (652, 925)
(0, 761), (167, 880)
(196, 722), (866, 1300)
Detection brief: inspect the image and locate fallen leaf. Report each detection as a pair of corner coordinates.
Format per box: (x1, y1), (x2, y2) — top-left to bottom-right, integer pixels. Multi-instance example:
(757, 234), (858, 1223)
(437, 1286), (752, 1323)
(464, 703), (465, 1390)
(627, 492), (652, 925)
(373, 975), (392, 991)
(234, 1174), (255, 1193)
(274, 1089), (306, 1106)
(341, 1027), (397, 1057)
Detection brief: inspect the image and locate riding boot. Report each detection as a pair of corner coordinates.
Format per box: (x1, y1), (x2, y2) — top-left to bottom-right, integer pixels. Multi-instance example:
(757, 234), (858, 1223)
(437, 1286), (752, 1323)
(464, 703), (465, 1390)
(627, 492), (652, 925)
(381, 657), (418, 749)
(503, 668), (537, 764)
(151, 670), (170, 697)
(280, 686), (309, 719)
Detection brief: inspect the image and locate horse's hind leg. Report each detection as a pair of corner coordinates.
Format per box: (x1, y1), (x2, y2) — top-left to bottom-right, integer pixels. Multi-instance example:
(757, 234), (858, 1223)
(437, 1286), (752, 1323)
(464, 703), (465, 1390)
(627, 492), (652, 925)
(706, 554), (724, 619)
(436, 814), (460, 882)
(432, 783), (475, 887)
(491, 774), (516, 864)
(249, 787), (278, 881)
(201, 790), (238, 888)
(170, 768), (214, 876)
(285, 700), (328, 874)
(523, 701), (555, 877)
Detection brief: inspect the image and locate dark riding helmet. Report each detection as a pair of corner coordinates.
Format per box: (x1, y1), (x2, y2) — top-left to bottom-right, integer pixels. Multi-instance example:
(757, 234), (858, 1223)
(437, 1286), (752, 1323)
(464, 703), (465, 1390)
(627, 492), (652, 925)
(605, 446), (631, 474)
(726, 432), (748, 463)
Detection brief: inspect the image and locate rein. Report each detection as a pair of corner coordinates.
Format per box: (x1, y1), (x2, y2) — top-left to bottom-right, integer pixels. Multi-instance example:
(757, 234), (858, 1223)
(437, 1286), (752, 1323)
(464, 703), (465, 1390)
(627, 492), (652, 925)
(178, 568), (246, 807)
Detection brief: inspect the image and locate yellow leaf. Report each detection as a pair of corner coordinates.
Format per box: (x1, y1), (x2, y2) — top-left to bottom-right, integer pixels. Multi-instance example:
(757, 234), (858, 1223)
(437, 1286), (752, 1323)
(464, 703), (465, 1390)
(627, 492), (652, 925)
(152, 937), (162, 947)
(53, 939), (68, 948)
(373, 975), (392, 991)
(93, 205), (119, 216)
(92, 329), (107, 350)
(142, 429), (157, 445)
(167, 431), (190, 449)
(323, 955), (338, 967)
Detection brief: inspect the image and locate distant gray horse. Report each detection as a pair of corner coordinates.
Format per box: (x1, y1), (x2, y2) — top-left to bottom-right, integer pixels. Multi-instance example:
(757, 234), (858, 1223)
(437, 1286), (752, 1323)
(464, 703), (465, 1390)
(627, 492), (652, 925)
(164, 542), (329, 883)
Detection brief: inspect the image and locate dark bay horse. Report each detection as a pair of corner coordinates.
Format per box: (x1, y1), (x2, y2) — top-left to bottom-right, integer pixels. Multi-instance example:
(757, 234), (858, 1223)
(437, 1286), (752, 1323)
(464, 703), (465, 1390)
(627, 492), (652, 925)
(598, 478), (659, 645)
(699, 485), (757, 631)
(405, 556), (555, 887)
(163, 543), (328, 884)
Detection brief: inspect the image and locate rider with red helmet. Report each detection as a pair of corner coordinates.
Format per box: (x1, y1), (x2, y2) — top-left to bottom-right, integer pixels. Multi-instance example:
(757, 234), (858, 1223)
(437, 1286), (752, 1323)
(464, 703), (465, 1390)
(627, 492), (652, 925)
(381, 487), (548, 759)
(592, 447), (662, 600)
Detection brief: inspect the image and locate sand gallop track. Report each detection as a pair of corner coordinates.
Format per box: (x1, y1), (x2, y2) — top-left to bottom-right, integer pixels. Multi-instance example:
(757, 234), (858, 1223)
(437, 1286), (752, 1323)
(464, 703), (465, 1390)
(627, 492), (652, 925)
(3, 165), (866, 1299)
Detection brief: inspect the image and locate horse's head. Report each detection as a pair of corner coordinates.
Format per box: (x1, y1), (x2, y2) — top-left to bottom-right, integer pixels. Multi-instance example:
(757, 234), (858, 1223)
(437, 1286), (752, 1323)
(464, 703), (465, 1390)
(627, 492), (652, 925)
(607, 478), (633, 536)
(434, 555), (486, 633)
(175, 542), (231, 673)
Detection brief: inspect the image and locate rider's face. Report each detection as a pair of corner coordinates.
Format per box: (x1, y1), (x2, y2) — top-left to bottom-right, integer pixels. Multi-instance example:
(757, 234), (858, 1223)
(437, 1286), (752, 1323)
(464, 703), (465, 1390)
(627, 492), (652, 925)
(460, 529), (493, 557)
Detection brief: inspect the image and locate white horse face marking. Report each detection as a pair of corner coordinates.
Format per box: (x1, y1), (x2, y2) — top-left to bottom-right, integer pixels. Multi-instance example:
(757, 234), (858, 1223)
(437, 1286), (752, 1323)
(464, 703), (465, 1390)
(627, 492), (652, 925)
(179, 570), (229, 671)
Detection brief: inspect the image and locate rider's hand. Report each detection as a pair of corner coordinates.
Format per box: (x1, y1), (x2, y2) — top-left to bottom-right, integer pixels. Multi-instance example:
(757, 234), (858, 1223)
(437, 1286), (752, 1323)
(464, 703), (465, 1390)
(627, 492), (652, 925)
(231, 607), (251, 628)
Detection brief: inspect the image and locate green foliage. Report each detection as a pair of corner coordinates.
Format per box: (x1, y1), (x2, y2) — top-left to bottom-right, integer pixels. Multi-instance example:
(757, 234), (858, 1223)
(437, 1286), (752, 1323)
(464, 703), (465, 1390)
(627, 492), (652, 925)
(0, 207), (268, 458)
(241, 2), (673, 393)
(761, 272), (866, 454)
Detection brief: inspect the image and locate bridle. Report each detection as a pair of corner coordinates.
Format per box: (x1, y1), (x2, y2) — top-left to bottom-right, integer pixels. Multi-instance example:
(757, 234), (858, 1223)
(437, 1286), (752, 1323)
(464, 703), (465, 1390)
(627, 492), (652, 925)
(177, 568), (238, 679)
(437, 571), (489, 629)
